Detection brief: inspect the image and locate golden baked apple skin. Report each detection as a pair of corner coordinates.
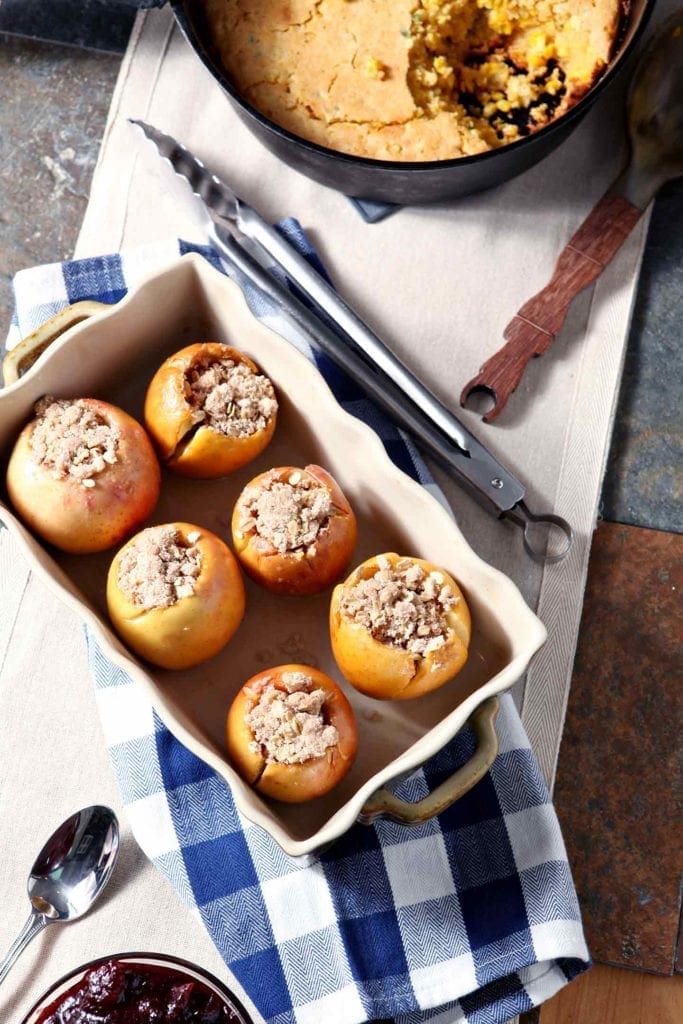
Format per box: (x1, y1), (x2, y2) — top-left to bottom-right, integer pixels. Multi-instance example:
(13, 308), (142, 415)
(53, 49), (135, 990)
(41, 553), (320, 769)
(330, 553), (471, 700)
(144, 342), (277, 478)
(6, 398), (160, 554)
(106, 522), (246, 670)
(231, 464), (357, 596)
(226, 664), (358, 803)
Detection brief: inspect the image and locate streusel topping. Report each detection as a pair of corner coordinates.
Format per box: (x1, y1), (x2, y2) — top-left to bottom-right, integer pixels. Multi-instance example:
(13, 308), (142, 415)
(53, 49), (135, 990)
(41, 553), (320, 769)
(238, 472), (333, 554)
(117, 525), (202, 610)
(246, 671), (338, 765)
(185, 357), (277, 438)
(339, 556), (458, 656)
(30, 396), (119, 487)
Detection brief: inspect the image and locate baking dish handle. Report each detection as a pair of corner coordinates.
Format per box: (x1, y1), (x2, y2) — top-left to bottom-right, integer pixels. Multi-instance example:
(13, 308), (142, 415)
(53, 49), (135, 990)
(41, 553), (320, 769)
(2, 301), (108, 386)
(357, 696), (500, 826)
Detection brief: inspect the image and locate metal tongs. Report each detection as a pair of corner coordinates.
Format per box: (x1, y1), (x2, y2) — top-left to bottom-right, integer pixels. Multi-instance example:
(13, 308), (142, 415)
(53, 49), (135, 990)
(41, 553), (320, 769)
(130, 119), (572, 563)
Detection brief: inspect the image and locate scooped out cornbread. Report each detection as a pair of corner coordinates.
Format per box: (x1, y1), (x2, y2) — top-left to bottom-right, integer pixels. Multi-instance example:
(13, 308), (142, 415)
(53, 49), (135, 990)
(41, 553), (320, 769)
(201, 0), (622, 161)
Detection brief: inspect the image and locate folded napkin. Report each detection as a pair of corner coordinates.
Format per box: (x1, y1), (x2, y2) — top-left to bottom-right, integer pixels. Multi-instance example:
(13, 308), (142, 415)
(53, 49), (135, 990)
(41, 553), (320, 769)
(7, 233), (589, 1024)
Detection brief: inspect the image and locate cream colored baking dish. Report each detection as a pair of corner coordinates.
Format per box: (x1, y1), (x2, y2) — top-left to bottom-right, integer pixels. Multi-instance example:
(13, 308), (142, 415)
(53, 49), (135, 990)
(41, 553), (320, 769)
(0, 255), (546, 856)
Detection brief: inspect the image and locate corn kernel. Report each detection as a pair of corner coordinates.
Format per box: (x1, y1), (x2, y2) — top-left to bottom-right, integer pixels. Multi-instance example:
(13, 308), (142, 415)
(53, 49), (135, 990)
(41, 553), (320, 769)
(365, 57), (387, 80)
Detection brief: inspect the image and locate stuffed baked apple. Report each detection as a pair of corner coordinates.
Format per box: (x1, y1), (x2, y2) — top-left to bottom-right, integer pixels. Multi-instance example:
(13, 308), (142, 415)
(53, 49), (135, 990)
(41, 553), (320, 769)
(107, 522), (245, 670)
(144, 342), (277, 478)
(330, 553), (471, 700)
(6, 396), (160, 554)
(231, 465), (357, 595)
(226, 664), (357, 802)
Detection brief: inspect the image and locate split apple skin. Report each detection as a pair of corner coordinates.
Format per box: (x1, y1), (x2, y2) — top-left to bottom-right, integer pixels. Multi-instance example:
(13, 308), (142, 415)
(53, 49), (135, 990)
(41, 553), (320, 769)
(143, 342), (277, 478)
(330, 553), (471, 701)
(231, 465), (357, 596)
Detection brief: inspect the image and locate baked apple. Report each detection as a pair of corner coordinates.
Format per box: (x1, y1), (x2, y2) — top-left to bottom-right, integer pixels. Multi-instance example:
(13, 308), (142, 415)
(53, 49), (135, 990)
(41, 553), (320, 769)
(226, 664), (357, 802)
(231, 465), (357, 595)
(144, 342), (277, 478)
(107, 522), (245, 670)
(330, 553), (471, 700)
(6, 396), (160, 554)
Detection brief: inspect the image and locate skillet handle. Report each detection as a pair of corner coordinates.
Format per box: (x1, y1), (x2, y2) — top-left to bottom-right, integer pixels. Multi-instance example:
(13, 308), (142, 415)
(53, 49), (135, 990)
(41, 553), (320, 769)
(460, 191), (643, 422)
(2, 301), (108, 386)
(357, 696), (500, 826)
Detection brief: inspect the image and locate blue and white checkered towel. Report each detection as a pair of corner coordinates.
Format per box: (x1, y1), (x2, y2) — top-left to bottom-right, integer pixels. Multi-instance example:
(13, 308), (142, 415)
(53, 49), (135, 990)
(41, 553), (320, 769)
(7, 229), (590, 1024)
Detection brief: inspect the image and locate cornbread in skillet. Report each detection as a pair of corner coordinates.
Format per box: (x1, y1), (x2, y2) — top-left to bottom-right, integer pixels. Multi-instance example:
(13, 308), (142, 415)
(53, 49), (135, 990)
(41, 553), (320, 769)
(107, 522), (246, 670)
(330, 553), (471, 699)
(6, 397), (160, 554)
(202, 0), (622, 160)
(226, 664), (358, 802)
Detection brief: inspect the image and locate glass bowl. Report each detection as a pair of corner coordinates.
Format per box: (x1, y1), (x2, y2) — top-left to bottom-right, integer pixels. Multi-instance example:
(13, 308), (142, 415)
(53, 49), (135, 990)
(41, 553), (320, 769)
(20, 951), (253, 1024)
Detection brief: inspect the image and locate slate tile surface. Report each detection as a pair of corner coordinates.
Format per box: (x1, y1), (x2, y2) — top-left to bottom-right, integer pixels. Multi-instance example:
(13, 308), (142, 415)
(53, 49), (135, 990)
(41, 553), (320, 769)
(0, 35), (119, 326)
(553, 522), (682, 974)
(0, 0), (136, 53)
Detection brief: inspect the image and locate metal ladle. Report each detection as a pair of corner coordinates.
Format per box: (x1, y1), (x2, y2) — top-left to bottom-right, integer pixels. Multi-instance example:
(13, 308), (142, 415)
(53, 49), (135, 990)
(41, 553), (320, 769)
(461, 10), (683, 421)
(0, 805), (120, 986)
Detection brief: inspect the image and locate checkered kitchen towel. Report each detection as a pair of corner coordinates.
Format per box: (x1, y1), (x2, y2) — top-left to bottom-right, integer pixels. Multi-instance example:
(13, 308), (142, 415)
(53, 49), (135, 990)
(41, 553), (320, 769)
(7, 229), (590, 1024)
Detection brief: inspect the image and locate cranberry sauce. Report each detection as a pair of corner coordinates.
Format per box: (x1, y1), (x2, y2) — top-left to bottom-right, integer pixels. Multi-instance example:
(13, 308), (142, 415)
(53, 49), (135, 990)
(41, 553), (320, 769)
(35, 958), (248, 1024)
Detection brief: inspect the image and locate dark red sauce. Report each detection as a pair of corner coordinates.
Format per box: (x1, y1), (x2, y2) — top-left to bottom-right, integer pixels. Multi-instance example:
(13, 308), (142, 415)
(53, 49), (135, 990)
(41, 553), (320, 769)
(35, 958), (248, 1024)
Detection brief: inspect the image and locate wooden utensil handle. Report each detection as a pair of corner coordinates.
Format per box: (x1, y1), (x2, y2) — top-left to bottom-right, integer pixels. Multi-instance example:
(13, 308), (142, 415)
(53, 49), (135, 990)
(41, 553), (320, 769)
(461, 192), (642, 422)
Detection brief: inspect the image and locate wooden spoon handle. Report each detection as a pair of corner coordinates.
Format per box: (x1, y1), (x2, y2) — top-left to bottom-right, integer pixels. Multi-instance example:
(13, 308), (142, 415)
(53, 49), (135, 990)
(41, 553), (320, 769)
(461, 191), (642, 422)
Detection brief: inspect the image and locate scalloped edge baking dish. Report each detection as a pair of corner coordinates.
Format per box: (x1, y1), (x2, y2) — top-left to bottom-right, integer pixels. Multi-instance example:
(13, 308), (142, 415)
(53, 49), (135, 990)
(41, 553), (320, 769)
(0, 255), (546, 856)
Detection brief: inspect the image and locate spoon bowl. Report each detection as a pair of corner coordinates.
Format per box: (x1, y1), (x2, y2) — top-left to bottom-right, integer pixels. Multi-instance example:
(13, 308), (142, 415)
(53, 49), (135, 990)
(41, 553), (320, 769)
(0, 805), (120, 986)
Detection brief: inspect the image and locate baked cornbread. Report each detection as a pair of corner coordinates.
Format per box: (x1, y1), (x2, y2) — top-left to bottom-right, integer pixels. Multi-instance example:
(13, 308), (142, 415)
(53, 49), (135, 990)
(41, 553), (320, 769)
(202, 0), (622, 161)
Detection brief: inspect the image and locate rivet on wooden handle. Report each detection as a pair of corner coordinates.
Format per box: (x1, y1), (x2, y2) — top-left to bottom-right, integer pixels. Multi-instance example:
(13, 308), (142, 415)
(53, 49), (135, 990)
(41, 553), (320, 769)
(460, 192), (643, 422)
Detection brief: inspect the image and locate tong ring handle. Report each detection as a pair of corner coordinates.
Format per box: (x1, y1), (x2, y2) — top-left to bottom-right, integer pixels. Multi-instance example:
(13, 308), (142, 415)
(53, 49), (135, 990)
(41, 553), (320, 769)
(505, 501), (573, 564)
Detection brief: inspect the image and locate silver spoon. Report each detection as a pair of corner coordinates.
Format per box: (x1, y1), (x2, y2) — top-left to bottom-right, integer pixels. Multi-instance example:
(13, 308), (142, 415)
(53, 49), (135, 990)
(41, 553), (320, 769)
(0, 805), (120, 986)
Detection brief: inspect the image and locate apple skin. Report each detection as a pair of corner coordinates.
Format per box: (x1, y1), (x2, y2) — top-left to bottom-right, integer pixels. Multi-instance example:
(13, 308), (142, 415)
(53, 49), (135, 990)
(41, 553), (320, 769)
(6, 398), (161, 554)
(106, 522), (246, 671)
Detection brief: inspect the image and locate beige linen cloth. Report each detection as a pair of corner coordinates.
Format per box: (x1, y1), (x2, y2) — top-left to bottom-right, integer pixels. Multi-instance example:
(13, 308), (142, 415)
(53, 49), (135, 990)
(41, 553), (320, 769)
(0, 3), (671, 1021)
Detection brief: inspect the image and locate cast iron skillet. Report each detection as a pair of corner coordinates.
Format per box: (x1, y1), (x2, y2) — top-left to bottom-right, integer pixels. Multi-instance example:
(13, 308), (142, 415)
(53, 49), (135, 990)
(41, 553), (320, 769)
(147, 0), (654, 203)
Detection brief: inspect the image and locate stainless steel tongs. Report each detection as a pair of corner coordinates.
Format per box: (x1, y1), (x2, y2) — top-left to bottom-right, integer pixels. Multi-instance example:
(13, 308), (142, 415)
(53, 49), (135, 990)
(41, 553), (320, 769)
(130, 119), (573, 563)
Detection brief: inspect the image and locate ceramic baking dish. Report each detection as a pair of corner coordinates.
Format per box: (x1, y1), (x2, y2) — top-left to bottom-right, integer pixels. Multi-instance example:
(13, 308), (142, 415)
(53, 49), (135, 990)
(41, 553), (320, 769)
(0, 255), (546, 856)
